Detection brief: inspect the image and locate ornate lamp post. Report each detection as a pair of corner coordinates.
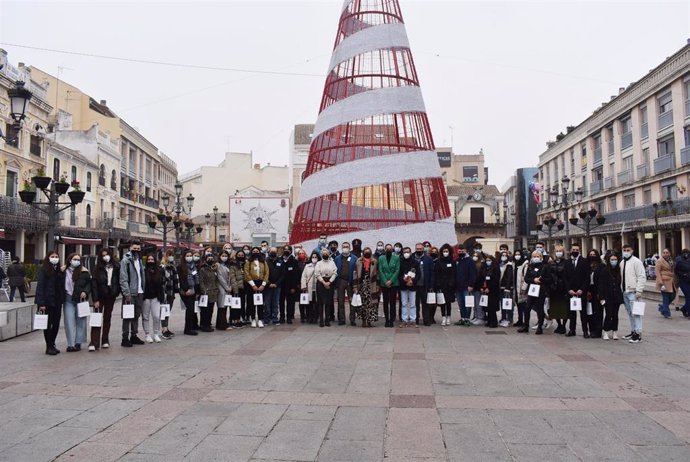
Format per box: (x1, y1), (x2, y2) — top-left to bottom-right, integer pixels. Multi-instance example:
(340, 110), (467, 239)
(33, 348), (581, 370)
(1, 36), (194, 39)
(168, 181), (195, 255)
(569, 204), (606, 240)
(0, 81), (33, 143)
(535, 215), (565, 252)
(205, 205), (226, 251)
(147, 193), (176, 255)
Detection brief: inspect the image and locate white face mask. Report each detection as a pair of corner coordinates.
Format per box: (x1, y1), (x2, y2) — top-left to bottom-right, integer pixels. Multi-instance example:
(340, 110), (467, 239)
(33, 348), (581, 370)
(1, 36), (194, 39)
(311, 257), (318, 263)
(167, 256), (175, 263)
(622, 251), (632, 259)
(220, 256), (228, 262)
(514, 255), (521, 261)
(486, 260), (492, 266)
(49, 257), (59, 265)
(555, 252), (564, 258)
(532, 258), (543, 264)
(501, 256), (508, 262)
(472, 256), (479, 261)
(71, 260), (81, 268)
(185, 256), (193, 263)
(403, 252), (411, 259)
(442, 251), (450, 257)
(342, 249), (350, 256)
(103, 255), (111, 263)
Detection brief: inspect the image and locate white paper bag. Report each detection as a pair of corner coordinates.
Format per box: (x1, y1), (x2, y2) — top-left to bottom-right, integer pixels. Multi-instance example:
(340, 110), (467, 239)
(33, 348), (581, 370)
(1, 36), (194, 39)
(77, 301), (91, 318)
(231, 297), (242, 309)
(0, 311), (7, 327)
(122, 304), (135, 319)
(194, 301), (200, 313)
(89, 312), (103, 327)
(427, 292), (436, 304)
(224, 294), (233, 307)
(570, 297), (582, 311)
(632, 301), (645, 316)
(502, 298), (513, 310)
(34, 313), (48, 330)
(544, 297), (550, 312)
(300, 292), (311, 305)
(586, 302), (593, 316)
(160, 304), (171, 318)
(436, 292), (446, 305)
(351, 293), (362, 307)
(464, 295), (475, 307)
(198, 295), (208, 308)
(528, 284), (540, 297)
(479, 295), (489, 307)
(253, 293), (264, 305)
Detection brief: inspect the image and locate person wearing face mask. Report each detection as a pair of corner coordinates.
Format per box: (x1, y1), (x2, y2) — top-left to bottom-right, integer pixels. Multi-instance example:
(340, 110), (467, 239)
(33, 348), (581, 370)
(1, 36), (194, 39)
(374, 241), (386, 260)
(260, 241), (269, 256)
(242, 246), (251, 257)
(655, 248), (676, 319)
(547, 245), (571, 335)
(585, 250), (604, 339)
(434, 244), (456, 326)
(215, 250), (232, 331)
(398, 246), (420, 327)
(35, 251), (66, 355)
(279, 245), (300, 324)
(598, 252), (623, 340)
(498, 251), (514, 327)
(244, 247), (269, 328)
(177, 250), (200, 336)
(354, 247), (379, 327)
(674, 248), (690, 317)
(518, 250), (553, 334)
(423, 241), (432, 256)
(413, 242), (435, 326)
(263, 247), (285, 326)
(312, 234), (328, 256)
(315, 249), (337, 327)
(564, 243), (590, 337)
(295, 250), (308, 322)
(119, 241), (146, 347)
(513, 250), (529, 328)
(480, 255), (501, 328)
(161, 249), (179, 339)
(351, 239), (363, 258)
(301, 252), (320, 324)
(393, 242), (403, 256)
(454, 244), (477, 327)
(378, 244), (401, 327)
(90, 249), (121, 350)
(470, 251), (486, 325)
(328, 240), (340, 259)
(620, 244), (646, 343)
(198, 253), (219, 332)
(141, 253), (166, 343)
(229, 251), (246, 328)
(63, 252), (92, 352)
(334, 243), (357, 326)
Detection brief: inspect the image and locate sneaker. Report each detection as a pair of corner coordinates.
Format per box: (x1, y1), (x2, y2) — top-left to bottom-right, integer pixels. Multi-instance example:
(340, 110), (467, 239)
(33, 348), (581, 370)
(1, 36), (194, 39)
(153, 335), (161, 343)
(162, 331), (172, 339)
(612, 331), (619, 340)
(543, 320), (552, 330)
(258, 320), (264, 328)
(145, 335), (153, 343)
(454, 320), (464, 326)
(130, 335), (145, 345)
(274, 322), (281, 326)
(602, 331), (610, 340)
(629, 332), (641, 343)
(499, 320), (509, 328)
(471, 318), (484, 326)
(121, 339), (133, 348)
(251, 319), (257, 328)
(88, 345), (96, 351)
(623, 332), (634, 340)
(102, 343), (110, 349)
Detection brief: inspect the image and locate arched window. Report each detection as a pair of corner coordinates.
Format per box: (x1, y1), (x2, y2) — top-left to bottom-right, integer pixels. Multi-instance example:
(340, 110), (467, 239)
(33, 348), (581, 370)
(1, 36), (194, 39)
(86, 172), (92, 192)
(53, 159), (60, 181)
(111, 169), (117, 190)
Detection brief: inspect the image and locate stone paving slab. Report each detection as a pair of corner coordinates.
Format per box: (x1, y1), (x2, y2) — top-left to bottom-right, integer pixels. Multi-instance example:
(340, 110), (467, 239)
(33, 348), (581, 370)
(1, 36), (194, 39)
(0, 295), (688, 461)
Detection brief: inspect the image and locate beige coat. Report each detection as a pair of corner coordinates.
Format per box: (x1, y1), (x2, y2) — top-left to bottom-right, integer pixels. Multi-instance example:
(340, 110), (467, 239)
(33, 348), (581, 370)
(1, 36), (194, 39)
(655, 257), (676, 292)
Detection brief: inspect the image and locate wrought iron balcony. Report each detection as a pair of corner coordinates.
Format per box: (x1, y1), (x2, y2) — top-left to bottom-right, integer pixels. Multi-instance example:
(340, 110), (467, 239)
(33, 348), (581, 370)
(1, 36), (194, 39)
(654, 154), (676, 175)
(0, 195), (49, 231)
(658, 110), (673, 130)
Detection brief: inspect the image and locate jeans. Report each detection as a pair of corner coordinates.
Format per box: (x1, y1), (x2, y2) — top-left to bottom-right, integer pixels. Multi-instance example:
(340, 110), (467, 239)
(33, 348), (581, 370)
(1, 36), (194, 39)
(63, 299), (86, 348)
(9, 285), (25, 302)
(679, 280), (690, 314)
(623, 292), (643, 333)
(659, 291), (675, 317)
(400, 289), (416, 322)
(263, 286), (281, 323)
(456, 288), (470, 319)
(336, 279), (355, 323)
(473, 290), (484, 320)
(142, 298), (161, 336)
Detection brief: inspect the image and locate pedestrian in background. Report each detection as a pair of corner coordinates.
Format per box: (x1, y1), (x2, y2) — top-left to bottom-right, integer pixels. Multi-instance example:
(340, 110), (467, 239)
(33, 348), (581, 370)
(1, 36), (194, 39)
(7, 256), (26, 303)
(656, 248), (676, 318)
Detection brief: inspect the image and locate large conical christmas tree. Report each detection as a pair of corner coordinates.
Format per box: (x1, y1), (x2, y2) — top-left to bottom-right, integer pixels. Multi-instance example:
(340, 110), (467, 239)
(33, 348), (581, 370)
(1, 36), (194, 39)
(290, 0), (455, 247)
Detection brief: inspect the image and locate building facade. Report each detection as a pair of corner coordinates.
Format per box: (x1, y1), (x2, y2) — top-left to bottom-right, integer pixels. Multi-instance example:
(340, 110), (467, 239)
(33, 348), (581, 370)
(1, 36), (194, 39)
(536, 42), (690, 258)
(503, 167), (539, 251)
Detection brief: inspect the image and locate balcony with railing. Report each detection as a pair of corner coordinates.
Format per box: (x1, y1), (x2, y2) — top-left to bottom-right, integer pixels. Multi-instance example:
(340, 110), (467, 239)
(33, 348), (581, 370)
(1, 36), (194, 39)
(593, 147), (602, 166)
(604, 176), (615, 189)
(621, 131), (633, 149)
(658, 109), (674, 130)
(617, 169), (633, 186)
(641, 123), (649, 139)
(654, 154), (676, 175)
(590, 180), (603, 195)
(681, 146), (690, 166)
(637, 163), (649, 179)
(0, 196), (49, 231)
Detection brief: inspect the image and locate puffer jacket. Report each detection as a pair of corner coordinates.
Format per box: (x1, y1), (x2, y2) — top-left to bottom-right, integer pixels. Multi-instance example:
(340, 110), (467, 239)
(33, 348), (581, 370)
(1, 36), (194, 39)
(229, 260), (245, 293)
(65, 267), (92, 303)
(199, 263), (219, 301)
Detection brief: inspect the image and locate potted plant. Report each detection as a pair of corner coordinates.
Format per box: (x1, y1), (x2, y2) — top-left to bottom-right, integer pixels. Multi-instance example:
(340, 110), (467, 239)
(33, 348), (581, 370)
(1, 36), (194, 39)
(19, 179), (36, 204)
(55, 173), (70, 195)
(578, 208), (587, 219)
(569, 214), (579, 225)
(596, 214), (606, 225)
(68, 180), (86, 204)
(31, 167), (52, 190)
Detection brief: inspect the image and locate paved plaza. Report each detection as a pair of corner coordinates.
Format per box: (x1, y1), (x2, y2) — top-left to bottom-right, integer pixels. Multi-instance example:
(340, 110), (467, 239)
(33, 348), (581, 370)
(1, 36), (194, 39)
(1, 299), (690, 462)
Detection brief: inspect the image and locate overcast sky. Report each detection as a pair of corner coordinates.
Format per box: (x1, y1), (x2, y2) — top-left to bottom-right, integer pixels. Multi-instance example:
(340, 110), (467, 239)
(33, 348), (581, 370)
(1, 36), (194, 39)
(2, 0), (689, 189)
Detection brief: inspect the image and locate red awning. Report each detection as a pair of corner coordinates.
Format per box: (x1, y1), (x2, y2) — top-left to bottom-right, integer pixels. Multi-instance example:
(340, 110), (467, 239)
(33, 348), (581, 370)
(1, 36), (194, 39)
(60, 236), (103, 245)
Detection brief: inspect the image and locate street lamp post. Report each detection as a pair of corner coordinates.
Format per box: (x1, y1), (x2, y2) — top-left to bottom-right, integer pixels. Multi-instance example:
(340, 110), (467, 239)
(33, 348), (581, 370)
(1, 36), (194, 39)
(547, 175), (575, 248)
(535, 216), (565, 252)
(569, 206), (606, 240)
(205, 205), (227, 251)
(167, 182), (195, 256)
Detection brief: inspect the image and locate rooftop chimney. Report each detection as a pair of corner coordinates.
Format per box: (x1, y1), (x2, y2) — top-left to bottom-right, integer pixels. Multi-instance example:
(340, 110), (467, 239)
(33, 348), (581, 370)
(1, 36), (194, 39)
(618, 87), (625, 95)
(100, 100), (107, 106)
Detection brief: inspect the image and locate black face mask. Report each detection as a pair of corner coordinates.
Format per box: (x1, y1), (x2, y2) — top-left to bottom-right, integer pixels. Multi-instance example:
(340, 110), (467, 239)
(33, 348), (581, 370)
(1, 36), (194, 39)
(385, 249), (393, 255)
(146, 261), (155, 267)
(430, 252), (439, 259)
(283, 251), (291, 257)
(237, 256), (245, 262)
(588, 255), (599, 262)
(206, 258), (214, 265)
(330, 247), (337, 253)
(131, 251), (140, 258)
(269, 252), (277, 258)
(363, 251), (372, 258)
(458, 252), (466, 258)
(415, 251), (423, 257)
(252, 253), (260, 260)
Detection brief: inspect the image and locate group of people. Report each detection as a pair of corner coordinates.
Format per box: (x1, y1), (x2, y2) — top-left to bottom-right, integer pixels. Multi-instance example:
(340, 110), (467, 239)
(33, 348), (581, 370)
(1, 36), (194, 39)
(29, 233), (689, 355)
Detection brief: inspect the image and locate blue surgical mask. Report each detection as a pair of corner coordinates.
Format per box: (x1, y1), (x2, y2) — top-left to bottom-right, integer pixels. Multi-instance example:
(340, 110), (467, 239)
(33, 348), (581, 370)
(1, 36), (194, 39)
(610, 260), (619, 267)
(71, 260), (80, 268)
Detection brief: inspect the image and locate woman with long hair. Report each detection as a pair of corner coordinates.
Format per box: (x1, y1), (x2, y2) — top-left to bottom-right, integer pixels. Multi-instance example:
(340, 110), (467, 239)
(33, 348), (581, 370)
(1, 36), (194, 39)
(35, 250), (65, 355)
(161, 249), (179, 339)
(90, 248), (120, 350)
(301, 251), (320, 324)
(178, 250), (200, 335)
(229, 250), (246, 328)
(518, 250), (553, 335)
(481, 254), (500, 328)
(215, 249), (232, 330)
(63, 252), (92, 352)
(354, 247), (379, 327)
(586, 249), (604, 339)
(434, 243), (456, 326)
(142, 253), (166, 343)
(598, 251), (624, 340)
(243, 247), (269, 328)
(655, 248), (676, 318)
(548, 245), (570, 334)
